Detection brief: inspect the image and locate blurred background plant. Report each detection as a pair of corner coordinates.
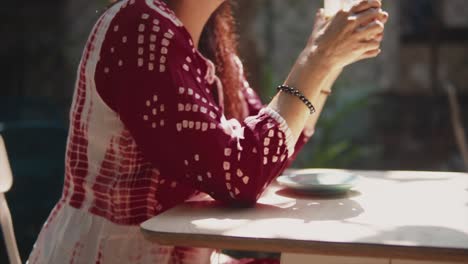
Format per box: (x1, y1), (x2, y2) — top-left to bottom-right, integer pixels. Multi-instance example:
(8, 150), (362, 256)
(260, 64), (382, 169)
(294, 83), (381, 169)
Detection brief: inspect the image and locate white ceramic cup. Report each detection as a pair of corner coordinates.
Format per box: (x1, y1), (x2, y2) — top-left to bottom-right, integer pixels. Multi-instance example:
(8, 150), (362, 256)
(324, 0), (363, 17)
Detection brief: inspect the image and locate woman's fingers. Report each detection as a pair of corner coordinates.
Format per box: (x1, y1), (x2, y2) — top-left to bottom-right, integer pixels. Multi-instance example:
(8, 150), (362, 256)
(374, 32), (384, 42)
(381, 11), (389, 24)
(360, 48), (382, 60)
(307, 1), (387, 69)
(355, 20), (384, 40)
(350, 0), (382, 14)
(308, 8), (331, 45)
(316, 8), (325, 18)
(358, 40), (381, 53)
(353, 7), (382, 25)
(370, 10), (388, 24)
(315, 8), (331, 29)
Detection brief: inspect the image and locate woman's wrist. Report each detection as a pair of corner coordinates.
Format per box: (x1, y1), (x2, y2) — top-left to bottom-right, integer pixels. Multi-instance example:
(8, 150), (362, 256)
(268, 91), (310, 141)
(322, 66), (343, 93)
(285, 49), (334, 100)
(308, 45), (347, 73)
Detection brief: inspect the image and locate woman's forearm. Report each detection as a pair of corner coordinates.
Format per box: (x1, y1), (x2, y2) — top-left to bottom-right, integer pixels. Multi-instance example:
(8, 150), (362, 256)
(305, 68), (342, 130)
(268, 51), (333, 142)
(268, 61), (341, 144)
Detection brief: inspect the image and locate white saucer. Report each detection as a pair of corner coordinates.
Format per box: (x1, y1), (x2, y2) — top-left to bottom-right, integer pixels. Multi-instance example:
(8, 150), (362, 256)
(277, 170), (359, 194)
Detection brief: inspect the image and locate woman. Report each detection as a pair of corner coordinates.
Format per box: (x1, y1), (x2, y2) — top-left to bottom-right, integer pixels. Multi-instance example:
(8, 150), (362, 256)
(28, 0), (388, 263)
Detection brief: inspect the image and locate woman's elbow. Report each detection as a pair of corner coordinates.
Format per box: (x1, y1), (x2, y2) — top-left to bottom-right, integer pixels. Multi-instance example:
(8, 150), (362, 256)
(218, 185), (264, 208)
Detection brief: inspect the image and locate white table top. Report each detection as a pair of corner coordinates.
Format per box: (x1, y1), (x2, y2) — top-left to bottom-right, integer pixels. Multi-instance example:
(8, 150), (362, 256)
(141, 169), (468, 262)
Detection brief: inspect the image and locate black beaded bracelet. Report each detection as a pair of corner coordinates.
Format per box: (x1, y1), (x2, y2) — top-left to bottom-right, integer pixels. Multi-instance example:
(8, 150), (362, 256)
(277, 85), (316, 114)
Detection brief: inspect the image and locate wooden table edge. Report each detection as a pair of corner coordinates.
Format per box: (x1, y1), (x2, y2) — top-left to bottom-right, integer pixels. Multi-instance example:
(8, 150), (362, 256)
(141, 228), (468, 263)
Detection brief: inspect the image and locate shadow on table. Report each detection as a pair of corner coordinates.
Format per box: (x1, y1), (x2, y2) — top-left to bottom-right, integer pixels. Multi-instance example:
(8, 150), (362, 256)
(379, 170), (457, 183)
(187, 189), (365, 260)
(275, 188), (361, 200)
(200, 189), (364, 261)
(186, 189), (364, 225)
(355, 225), (468, 250)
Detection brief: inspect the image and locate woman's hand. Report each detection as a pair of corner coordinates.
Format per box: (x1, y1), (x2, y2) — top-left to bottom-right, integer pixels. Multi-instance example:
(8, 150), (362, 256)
(269, 0), (389, 143)
(306, 0), (389, 70)
(285, 1), (389, 97)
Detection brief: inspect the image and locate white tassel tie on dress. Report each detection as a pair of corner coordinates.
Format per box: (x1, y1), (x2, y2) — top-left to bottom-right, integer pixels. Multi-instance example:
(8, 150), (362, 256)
(220, 116), (245, 151)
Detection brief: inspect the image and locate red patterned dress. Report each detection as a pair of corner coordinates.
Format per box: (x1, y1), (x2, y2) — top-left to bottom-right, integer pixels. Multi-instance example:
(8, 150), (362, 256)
(28, 0), (314, 263)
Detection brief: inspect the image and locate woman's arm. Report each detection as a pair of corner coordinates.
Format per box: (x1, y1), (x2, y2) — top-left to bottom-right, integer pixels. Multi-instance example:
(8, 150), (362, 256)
(303, 67), (342, 133)
(288, 2), (389, 165)
(97, 8), (302, 206)
(270, 0), (387, 143)
(96, 1), (387, 206)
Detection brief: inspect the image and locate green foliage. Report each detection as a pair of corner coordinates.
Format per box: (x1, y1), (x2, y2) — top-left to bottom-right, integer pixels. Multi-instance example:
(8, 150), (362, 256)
(99, 0), (111, 6)
(294, 82), (381, 169)
(259, 63), (277, 102)
(314, 91), (367, 166)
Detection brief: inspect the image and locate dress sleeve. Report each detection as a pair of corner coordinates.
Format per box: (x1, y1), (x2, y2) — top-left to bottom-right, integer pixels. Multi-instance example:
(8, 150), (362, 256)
(95, 11), (297, 206)
(234, 56), (315, 167)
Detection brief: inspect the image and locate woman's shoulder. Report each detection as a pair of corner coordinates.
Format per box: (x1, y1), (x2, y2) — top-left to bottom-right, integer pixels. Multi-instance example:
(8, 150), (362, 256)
(132, 0), (183, 27)
(94, 0), (198, 111)
(108, 0), (191, 46)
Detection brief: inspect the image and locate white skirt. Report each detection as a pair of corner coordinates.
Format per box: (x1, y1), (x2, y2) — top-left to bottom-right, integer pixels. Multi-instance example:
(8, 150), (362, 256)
(27, 202), (218, 264)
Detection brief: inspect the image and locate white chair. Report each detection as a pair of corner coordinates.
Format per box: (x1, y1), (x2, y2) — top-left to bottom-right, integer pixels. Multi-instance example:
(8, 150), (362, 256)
(0, 135), (21, 264)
